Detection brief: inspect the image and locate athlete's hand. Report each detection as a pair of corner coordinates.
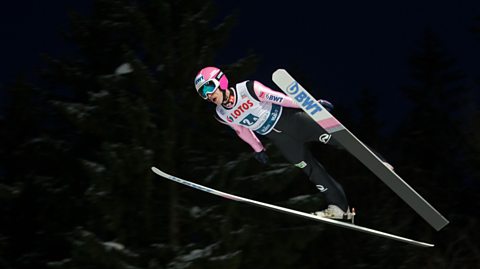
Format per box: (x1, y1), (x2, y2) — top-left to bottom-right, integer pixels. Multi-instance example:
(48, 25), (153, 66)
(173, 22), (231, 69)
(253, 150), (269, 165)
(319, 99), (334, 111)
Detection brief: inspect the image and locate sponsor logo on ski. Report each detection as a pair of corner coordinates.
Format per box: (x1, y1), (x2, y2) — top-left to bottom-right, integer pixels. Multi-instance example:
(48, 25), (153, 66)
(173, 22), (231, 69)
(319, 133), (331, 144)
(226, 100), (254, 122)
(171, 176), (214, 194)
(287, 81), (322, 115)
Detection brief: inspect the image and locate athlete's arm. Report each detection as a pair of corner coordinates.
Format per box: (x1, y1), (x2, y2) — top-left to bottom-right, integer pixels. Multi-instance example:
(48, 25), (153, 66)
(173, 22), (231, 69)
(253, 80), (334, 111)
(231, 124), (265, 152)
(214, 115), (265, 152)
(253, 81), (300, 108)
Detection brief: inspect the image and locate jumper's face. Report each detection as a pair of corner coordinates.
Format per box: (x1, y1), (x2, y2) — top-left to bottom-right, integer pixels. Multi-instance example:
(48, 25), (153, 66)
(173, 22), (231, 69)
(207, 88), (223, 105)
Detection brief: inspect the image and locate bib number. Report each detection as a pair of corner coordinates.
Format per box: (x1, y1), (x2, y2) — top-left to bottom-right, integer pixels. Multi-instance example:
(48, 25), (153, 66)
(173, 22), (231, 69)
(240, 114), (259, 126)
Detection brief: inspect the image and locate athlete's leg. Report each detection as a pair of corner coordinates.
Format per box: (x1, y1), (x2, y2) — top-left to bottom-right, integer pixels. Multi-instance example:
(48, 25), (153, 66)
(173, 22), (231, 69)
(279, 108), (391, 164)
(275, 108), (342, 147)
(266, 130), (349, 211)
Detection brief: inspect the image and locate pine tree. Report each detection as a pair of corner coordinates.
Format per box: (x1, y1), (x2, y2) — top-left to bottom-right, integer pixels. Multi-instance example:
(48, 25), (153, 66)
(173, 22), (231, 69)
(49, 0), (264, 268)
(466, 15), (480, 180)
(0, 78), (92, 269)
(396, 28), (468, 192)
(1, 0), (260, 268)
(392, 28), (480, 267)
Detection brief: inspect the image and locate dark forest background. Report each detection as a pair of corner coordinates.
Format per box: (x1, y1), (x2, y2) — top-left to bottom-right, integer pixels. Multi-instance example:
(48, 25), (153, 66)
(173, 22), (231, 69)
(1, 0), (480, 268)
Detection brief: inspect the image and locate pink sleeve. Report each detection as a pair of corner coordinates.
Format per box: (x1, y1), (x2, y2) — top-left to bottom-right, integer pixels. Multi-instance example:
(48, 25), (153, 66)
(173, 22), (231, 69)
(230, 124), (265, 152)
(253, 81), (299, 108)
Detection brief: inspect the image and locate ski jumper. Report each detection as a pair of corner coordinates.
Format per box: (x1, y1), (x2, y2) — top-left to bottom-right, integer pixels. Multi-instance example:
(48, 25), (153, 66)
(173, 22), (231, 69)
(215, 80), (349, 211)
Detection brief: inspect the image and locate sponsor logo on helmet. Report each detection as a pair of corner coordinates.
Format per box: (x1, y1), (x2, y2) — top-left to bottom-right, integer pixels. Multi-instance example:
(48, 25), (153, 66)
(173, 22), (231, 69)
(226, 100), (254, 122)
(195, 75), (204, 87)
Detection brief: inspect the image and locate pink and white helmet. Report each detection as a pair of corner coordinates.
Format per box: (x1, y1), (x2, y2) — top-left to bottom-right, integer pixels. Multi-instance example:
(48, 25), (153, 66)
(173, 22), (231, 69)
(194, 66), (229, 99)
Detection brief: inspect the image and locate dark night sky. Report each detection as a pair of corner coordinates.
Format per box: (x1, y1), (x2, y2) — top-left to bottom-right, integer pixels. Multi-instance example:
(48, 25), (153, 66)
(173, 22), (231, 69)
(0, 2), (89, 82)
(1, 1), (479, 127)
(0, 1), (91, 109)
(215, 0), (480, 127)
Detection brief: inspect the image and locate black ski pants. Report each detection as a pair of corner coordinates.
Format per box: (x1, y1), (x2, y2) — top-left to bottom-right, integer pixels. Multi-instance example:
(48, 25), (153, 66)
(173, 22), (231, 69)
(266, 108), (349, 211)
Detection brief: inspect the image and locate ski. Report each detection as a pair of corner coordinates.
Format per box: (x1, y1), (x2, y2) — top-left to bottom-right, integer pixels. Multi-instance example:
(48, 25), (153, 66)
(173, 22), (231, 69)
(151, 167), (434, 248)
(272, 69), (449, 231)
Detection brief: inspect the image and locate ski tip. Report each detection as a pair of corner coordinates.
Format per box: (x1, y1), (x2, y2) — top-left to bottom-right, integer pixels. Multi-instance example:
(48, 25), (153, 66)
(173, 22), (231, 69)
(151, 167), (172, 179)
(272, 69), (287, 81)
(151, 167), (162, 174)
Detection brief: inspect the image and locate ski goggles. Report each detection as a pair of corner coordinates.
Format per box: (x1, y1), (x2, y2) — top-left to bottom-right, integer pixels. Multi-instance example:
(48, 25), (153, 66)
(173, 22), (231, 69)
(197, 80), (218, 99)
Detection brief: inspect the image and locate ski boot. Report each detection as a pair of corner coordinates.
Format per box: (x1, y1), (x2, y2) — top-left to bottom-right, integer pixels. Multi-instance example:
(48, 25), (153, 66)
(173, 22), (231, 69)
(312, 205), (356, 224)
